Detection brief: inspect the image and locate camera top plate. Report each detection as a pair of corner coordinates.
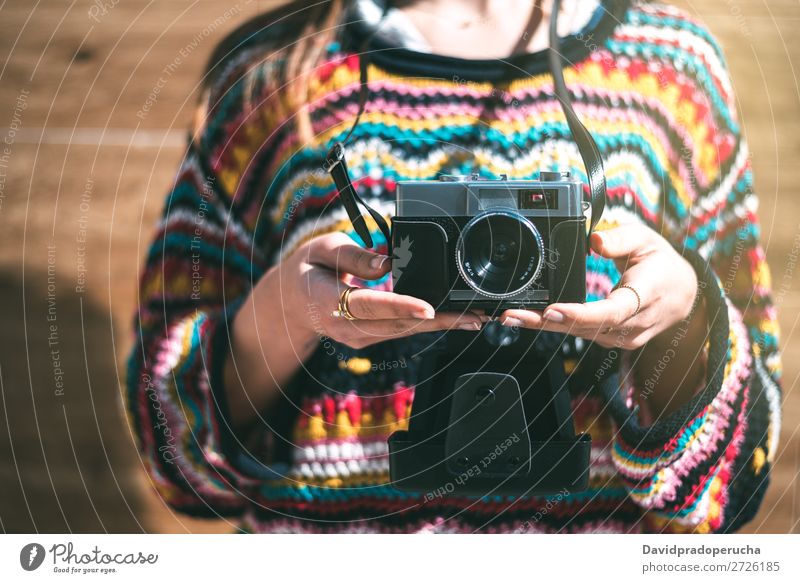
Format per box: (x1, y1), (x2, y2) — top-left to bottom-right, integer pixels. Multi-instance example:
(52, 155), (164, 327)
(395, 172), (585, 219)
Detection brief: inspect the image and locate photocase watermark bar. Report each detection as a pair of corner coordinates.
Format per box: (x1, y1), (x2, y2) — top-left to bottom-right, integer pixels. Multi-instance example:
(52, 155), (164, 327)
(2, 535), (796, 580)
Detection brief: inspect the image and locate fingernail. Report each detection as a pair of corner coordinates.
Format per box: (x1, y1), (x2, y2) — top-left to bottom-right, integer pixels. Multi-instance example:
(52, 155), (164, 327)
(469, 309), (491, 322)
(415, 308), (435, 320)
(543, 309), (564, 323)
(501, 317), (523, 328)
(370, 255), (389, 270)
(459, 321), (482, 331)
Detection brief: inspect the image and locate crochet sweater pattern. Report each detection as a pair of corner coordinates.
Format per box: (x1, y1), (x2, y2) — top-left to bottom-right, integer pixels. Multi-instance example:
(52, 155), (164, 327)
(126, 0), (782, 533)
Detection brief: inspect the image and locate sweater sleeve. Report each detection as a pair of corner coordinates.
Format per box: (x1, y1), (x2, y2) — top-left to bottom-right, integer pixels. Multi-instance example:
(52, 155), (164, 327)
(607, 13), (782, 533)
(124, 39), (292, 514)
(124, 143), (268, 517)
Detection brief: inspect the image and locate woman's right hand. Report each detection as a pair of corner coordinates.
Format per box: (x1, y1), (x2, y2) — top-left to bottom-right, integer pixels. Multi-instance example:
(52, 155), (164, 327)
(258, 232), (483, 350)
(225, 232), (484, 425)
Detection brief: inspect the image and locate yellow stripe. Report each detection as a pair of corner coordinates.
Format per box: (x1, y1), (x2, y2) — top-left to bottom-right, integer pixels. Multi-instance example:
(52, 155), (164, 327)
(270, 147), (663, 224)
(226, 59), (715, 215)
(309, 60), (712, 174)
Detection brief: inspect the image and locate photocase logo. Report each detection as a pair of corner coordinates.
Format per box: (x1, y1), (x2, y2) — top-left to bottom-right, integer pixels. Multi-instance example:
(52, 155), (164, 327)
(20, 543), (46, 571)
(392, 235), (413, 284)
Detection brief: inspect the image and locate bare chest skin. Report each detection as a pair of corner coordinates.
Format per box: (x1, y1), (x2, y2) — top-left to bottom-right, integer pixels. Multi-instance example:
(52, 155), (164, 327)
(396, 0), (594, 59)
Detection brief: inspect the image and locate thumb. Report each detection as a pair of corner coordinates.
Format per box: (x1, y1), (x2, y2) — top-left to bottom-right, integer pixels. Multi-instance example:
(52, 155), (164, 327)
(590, 224), (654, 259)
(308, 232), (391, 280)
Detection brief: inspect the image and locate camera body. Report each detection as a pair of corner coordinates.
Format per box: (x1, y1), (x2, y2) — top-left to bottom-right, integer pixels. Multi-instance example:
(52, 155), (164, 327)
(391, 171), (588, 311)
(387, 324), (594, 496)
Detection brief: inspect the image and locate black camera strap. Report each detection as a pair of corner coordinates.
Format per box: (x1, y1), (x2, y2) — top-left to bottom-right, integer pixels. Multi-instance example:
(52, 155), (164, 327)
(323, 6), (393, 252)
(549, 0), (606, 236)
(325, 0), (607, 250)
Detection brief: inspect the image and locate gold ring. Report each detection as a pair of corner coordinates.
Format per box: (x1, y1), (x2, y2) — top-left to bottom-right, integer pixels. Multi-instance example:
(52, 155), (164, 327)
(615, 283), (641, 317)
(336, 286), (360, 321)
(603, 326), (615, 335)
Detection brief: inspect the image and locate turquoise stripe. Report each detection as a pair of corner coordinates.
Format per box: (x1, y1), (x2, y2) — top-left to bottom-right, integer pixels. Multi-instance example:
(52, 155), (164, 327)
(615, 411), (708, 465)
(203, 78), (245, 147)
(256, 482), (631, 503)
(606, 39), (737, 131)
(631, 12), (721, 60)
(270, 131), (678, 220)
(634, 464), (720, 518)
(171, 313), (231, 492)
(168, 180), (210, 209)
(150, 233), (256, 278)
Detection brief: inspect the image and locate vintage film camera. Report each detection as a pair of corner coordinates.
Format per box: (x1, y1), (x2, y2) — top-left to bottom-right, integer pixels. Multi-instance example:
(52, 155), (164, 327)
(384, 171), (593, 495)
(390, 171), (588, 312)
(324, 0), (605, 496)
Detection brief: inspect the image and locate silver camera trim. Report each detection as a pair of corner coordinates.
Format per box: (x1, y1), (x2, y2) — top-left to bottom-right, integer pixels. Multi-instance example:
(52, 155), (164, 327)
(395, 177), (585, 219)
(455, 210), (545, 300)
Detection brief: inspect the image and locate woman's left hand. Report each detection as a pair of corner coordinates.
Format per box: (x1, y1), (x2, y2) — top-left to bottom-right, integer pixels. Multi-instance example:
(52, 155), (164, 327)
(499, 223), (701, 350)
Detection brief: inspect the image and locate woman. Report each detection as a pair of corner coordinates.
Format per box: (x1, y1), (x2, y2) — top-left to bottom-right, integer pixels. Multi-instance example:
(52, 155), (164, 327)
(127, 0), (782, 533)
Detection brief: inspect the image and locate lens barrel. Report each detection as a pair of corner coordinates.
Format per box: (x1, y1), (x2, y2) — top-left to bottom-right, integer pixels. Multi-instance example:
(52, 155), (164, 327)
(456, 210), (544, 299)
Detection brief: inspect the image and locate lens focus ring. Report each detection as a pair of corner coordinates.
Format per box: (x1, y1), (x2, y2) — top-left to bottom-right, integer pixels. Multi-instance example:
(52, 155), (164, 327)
(455, 210), (545, 300)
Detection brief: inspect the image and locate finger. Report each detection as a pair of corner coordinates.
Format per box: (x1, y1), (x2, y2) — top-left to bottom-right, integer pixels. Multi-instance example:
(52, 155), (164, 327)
(307, 232), (391, 280)
(333, 312), (484, 347)
(590, 224), (658, 260)
(497, 307), (649, 348)
(469, 309), (492, 323)
(350, 312), (484, 336)
(500, 287), (639, 332)
(543, 286), (641, 329)
(497, 310), (544, 329)
(345, 288), (436, 320)
(498, 310), (601, 335)
(301, 267), (435, 321)
(494, 311), (607, 348)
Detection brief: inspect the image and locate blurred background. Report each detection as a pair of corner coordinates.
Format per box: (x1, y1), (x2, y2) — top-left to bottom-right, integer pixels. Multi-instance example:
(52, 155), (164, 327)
(0, 0), (797, 533)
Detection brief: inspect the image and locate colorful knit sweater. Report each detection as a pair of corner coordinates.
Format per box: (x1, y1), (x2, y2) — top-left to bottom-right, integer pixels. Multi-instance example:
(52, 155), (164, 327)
(126, 0), (782, 533)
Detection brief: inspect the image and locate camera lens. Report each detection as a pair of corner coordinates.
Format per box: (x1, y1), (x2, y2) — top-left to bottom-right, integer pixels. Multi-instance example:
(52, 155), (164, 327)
(491, 239), (513, 265)
(456, 211), (544, 298)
